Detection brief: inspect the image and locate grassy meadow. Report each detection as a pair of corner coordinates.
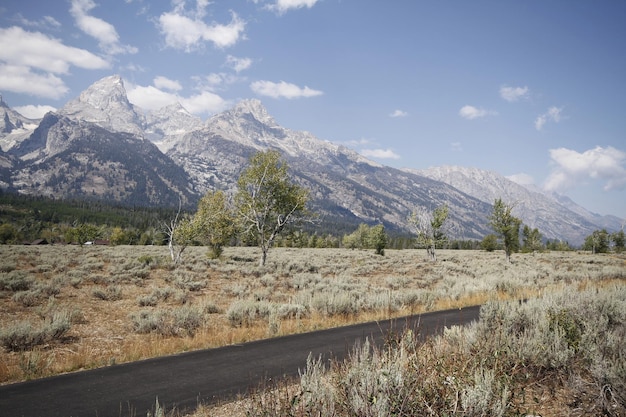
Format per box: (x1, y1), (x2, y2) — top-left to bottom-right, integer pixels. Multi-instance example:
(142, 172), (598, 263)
(0, 245), (625, 415)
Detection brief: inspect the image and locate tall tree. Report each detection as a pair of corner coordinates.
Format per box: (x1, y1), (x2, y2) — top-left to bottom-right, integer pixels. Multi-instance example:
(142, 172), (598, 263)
(489, 199), (521, 262)
(611, 228), (625, 253)
(522, 225), (543, 254)
(368, 224), (388, 256)
(193, 190), (236, 258)
(410, 204), (449, 262)
(584, 229), (610, 254)
(235, 150), (309, 266)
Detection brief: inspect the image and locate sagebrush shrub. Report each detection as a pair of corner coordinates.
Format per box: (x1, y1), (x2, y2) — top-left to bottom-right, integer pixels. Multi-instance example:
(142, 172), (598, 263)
(0, 271), (35, 292)
(0, 312), (71, 351)
(130, 305), (204, 337)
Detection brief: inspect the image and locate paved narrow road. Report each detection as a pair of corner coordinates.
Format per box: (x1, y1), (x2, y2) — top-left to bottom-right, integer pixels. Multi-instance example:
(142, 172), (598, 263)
(0, 305), (480, 417)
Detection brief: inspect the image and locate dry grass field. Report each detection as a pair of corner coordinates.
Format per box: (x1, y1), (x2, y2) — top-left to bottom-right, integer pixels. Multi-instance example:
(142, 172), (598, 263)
(1, 245), (625, 415)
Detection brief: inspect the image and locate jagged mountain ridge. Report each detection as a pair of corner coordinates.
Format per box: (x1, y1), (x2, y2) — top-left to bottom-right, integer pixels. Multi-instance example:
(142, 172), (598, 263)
(411, 165), (621, 245)
(59, 75), (145, 137)
(7, 111), (196, 207)
(0, 75), (619, 241)
(0, 95), (40, 152)
(165, 98), (492, 238)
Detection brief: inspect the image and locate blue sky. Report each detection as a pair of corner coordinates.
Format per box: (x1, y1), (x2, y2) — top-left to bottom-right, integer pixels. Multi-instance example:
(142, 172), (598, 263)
(0, 0), (624, 217)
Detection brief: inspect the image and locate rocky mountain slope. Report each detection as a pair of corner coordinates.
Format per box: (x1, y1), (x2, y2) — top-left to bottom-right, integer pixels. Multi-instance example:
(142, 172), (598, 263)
(0, 75), (619, 241)
(411, 165), (621, 245)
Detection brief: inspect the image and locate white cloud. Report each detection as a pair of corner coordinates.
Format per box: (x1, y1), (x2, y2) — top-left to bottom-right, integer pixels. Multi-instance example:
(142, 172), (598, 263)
(535, 106), (563, 131)
(153, 76), (182, 92)
(158, 10), (245, 51)
(13, 104), (57, 119)
(225, 55), (252, 73)
(0, 26), (109, 98)
(194, 73), (242, 92)
(506, 173), (535, 186)
(500, 85), (529, 102)
(250, 80), (323, 99)
(268, 0), (320, 14)
(180, 91), (228, 115)
(70, 0), (137, 55)
(450, 141), (463, 152)
(342, 138), (373, 147)
(361, 148), (401, 160)
(126, 82), (228, 116)
(0, 26), (109, 74)
(543, 146), (626, 192)
(0, 64), (68, 99)
(389, 109), (408, 118)
(459, 105), (497, 120)
(126, 84), (179, 110)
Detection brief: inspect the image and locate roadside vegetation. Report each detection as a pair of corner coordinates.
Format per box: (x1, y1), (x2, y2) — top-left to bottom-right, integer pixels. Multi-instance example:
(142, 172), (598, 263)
(208, 283), (624, 417)
(1, 245), (624, 390)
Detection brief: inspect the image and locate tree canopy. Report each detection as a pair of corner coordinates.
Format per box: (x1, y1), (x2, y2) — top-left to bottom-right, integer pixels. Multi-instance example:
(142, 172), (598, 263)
(235, 150), (309, 266)
(489, 199), (521, 262)
(410, 204), (449, 262)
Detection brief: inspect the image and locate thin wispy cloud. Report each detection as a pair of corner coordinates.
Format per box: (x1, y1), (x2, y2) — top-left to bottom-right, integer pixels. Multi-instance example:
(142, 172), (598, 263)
(535, 106), (563, 131)
(267, 0), (320, 15)
(0, 26), (109, 98)
(153, 76), (182, 92)
(250, 80), (323, 99)
(13, 14), (61, 30)
(459, 105), (497, 120)
(450, 141), (463, 152)
(341, 138), (374, 147)
(198, 73), (242, 91)
(70, 0), (138, 55)
(506, 173), (535, 186)
(389, 109), (408, 118)
(361, 148), (401, 160)
(500, 85), (529, 102)
(543, 146), (626, 192)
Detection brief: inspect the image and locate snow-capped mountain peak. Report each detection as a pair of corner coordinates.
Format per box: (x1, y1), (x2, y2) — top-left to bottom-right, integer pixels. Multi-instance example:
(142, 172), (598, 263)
(145, 102), (203, 145)
(59, 75), (145, 137)
(225, 98), (278, 127)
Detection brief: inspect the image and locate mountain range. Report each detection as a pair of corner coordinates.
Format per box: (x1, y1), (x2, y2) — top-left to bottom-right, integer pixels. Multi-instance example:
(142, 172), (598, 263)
(0, 75), (621, 245)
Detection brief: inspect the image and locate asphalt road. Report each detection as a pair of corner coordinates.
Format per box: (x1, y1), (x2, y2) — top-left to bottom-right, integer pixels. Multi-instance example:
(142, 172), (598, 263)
(0, 305), (481, 417)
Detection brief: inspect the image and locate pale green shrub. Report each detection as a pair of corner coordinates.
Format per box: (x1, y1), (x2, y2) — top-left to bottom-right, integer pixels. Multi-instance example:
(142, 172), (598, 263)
(226, 300), (308, 327)
(226, 300), (274, 327)
(130, 305), (204, 337)
(173, 272), (206, 292)
(0, 271), (35, 291)
(92, 285), (122, 301)
(0, 311), (71, 351)
(461, 369), (509, 417)
(296, 354), (337, 415)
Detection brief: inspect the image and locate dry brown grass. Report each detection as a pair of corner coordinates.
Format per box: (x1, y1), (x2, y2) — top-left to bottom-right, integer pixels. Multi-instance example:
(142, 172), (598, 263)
(0, 245), (624, 392)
